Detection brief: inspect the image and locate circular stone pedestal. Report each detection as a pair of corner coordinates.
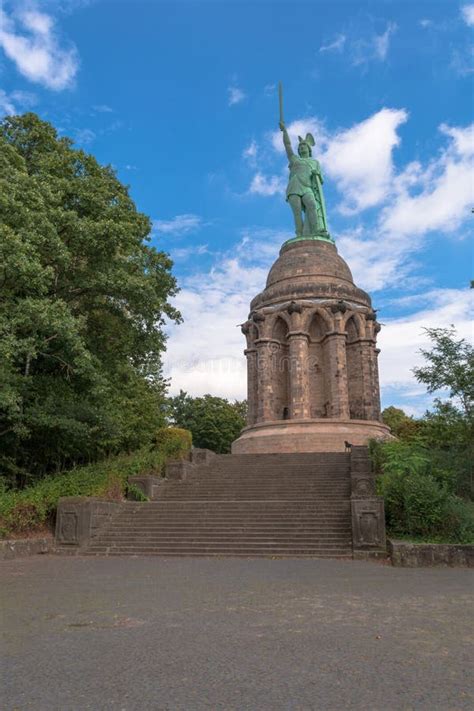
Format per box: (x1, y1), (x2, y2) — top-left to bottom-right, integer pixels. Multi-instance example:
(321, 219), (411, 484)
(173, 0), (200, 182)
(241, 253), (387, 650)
(232, 419), (392, 454)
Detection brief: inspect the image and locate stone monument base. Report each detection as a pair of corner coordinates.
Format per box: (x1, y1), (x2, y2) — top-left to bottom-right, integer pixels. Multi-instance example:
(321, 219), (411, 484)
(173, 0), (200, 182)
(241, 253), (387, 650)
(232, 419), (392, 454)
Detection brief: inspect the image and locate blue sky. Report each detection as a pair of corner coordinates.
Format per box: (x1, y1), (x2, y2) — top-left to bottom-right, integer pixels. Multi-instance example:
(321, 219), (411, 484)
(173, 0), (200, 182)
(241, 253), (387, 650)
(1, 0), (473, 415)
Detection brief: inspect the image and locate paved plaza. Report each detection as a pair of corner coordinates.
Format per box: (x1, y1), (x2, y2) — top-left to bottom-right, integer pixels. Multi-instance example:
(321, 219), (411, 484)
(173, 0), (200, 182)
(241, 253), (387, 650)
(1, 556), (473, 710)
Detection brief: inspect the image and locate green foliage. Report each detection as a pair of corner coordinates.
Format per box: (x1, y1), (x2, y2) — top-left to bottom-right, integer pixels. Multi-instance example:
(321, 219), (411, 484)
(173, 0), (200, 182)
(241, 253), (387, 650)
(168, 391), (246, 454)
(126, 483), (149, 502)
(152, 427), (192, 459)
(0, 114), (181, 484)
(371, 439), (474, 543)
(381, 406), (421, 440)
(0, 448), (166, 538)
(375, 327), (474, 543)
(413, 326), (473, 418)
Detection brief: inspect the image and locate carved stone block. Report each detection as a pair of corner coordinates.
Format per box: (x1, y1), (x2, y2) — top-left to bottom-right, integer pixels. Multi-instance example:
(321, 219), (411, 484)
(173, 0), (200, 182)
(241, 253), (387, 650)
(351, 475), (376, 498)
(55, 497), (121, 547)
(165, 460), (195, 481)
(351, 498), (386, 550)
(128, 476), (161, 499)
(191, 448), (216, 465)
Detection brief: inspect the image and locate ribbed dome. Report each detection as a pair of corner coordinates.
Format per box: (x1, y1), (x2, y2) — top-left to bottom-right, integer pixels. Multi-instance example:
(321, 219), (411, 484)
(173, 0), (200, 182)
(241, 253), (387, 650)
(250, 238), (371, 310)
(266, 239), (354, 289)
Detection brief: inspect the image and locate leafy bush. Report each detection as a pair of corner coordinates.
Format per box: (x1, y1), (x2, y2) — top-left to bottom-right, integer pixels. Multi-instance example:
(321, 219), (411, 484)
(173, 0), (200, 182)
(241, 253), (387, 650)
(152, 427), (192, 459)
(0, 448), (166, 538)
(168, 391), (246, 453)
(126, 483), (149, 502)
(371, 439), (474, 543)
(442, 497), (474, 543)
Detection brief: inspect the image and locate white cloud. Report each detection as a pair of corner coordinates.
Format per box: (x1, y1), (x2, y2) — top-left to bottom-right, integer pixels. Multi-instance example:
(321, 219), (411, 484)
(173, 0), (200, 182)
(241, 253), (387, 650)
(335, 122), (473, 291)
(0, 87), (37, 116)
(243, 139), (257, 164)
(336, 229), (412, 292)
(320, 34), (346, 53)
(380, 122), (474, 236)
(319, 23), (396, 65)
(0, 6), (78, 90)
(263, 83), (276, 97)
(249, 172), (285, 197)
(440, 122), (474, 155)
(450, 45), (474, 76)
(153, 214), (203, 235)
(171, 244), (209, 260)
(93, 104), (113, 113)
(74, 127), (96, 145)
(324, 108), (408, 213)
(461, 4), (474, 26)
(378, 288), (472, 405)
(164, 255), (269, 398)
(228, 86), (246, 106)
(419, 19), (433, 29)
(163, 228), (295, 398)
(351, 22), (397, 66)
(373, 22), (397, 61)
(0, 89), (16, 115)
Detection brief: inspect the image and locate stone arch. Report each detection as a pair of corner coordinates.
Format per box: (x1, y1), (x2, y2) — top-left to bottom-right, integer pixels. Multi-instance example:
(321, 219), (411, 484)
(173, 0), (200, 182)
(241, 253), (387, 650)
(345, 315), (364, 418)
(272, 316), (289, 342)
(342, 311), (365, 339)
(270, 316), (290, 420)
(266, 310), (291, 337)
(345, 315), (359, 343)
(303, 307), (333, 334)
(307, 311), (331, 418)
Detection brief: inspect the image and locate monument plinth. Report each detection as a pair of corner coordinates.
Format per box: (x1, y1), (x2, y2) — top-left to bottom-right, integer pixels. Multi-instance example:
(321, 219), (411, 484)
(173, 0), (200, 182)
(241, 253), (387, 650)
(232, 238), (391, 453)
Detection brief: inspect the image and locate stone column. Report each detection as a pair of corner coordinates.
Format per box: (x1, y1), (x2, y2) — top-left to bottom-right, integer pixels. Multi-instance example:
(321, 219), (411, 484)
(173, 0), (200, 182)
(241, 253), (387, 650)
(255, 339), (275, 422)
(245, 347), (258, 425)
(325, 332), (350, 419)
(288, 331), (311, 419)
(358, 339), (378, 421)
(372, 347), (382, 421)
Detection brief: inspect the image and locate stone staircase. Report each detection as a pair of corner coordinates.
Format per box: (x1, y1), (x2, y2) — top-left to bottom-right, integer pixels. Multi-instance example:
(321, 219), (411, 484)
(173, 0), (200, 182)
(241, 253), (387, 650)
(86, 452), (354, 558)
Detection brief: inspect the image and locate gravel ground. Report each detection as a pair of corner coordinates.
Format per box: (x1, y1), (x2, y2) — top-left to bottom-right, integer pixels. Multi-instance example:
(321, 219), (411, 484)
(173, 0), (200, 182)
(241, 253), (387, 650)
(1, 555), (473, 711)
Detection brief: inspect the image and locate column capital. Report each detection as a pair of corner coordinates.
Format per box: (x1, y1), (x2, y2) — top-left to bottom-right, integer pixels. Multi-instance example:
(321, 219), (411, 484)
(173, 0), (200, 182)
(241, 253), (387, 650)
(255, 338), (281, 346)
(287, 330), (309, 340)
(324, 330), (345, 339)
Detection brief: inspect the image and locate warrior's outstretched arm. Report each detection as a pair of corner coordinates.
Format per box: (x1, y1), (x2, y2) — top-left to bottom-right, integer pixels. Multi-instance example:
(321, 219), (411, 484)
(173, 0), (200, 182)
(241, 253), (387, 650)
(279, 122), (294, 160)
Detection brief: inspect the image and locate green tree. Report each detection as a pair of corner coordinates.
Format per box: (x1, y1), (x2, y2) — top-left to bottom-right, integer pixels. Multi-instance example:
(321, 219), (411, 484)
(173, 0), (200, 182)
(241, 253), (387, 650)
(381, 406), (421, 440)
(0, 113), (180, 485)
(168, 391), (247, 454)
(413, 326), (473, 419)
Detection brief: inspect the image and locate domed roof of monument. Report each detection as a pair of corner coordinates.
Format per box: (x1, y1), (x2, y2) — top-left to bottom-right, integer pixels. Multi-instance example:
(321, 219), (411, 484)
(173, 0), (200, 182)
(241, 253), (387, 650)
(266, 239), (354, 289)
(250, 238), (371, 310)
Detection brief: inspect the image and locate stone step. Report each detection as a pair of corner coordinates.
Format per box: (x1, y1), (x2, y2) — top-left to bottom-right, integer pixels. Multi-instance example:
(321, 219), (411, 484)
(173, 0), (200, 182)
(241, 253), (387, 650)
(105, 523), (351, 531)
(82, 449), (362, 560)
(113, 506), (349, 521)
(161, 485), (350, 489)
(87, 546), (352, 558)
(113, 509), (349, 523)
(84, 550), (353, 558)
(92, 533), (351, 547)
(200, 471), (350, 477)
(157, 496), (350, 501)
